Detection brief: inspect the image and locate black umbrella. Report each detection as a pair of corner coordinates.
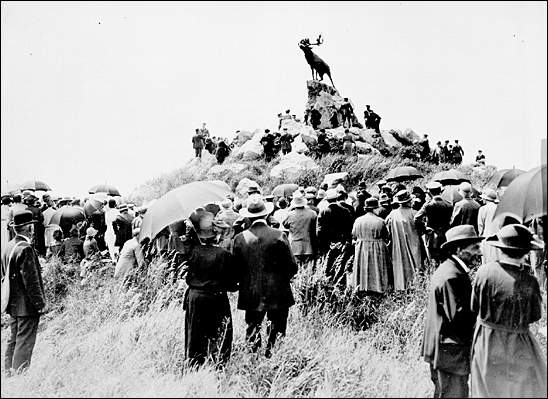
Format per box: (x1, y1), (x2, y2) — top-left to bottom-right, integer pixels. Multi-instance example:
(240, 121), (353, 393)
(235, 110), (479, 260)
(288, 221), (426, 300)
(432, 169), (470, 185)
(49, 206), (86, 237)
(385, 166), (423, 182)
(88, 184), (120, 196)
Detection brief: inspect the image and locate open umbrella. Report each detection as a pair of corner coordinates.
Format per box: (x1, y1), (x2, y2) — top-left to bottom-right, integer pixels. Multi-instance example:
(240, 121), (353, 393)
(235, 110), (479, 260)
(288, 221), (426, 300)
(432, 169), (470, 185)
(493, 164), (547, 224)
(49, 206), (86, 236)
(385, 166), (423, 182)
(20, 180), (51, 191)
(488, 168), (526, 188)
(84, 198), (105, 217)
(139, 180), (233, 242)
(272, 183), (299, 198)
(441, 185), (481, 205)
(88, 184), (120, 196)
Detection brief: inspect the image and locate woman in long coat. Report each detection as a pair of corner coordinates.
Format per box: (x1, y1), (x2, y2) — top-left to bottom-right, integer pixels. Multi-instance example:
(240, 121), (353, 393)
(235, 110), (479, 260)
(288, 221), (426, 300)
(184, 211), (238, 367)
(470, 224), (546, 398)
(385, 190), (422, 291)
(351, 198), (391, 293)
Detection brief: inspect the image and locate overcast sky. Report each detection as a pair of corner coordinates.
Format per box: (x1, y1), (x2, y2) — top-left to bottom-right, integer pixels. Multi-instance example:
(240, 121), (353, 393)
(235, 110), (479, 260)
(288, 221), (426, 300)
(2, 1), (546, 198)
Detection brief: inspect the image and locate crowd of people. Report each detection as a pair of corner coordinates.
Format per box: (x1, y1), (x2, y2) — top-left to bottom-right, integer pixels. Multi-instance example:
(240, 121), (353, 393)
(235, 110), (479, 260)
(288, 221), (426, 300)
(2, 172), (546, 397)
(191, 122), (232, 164)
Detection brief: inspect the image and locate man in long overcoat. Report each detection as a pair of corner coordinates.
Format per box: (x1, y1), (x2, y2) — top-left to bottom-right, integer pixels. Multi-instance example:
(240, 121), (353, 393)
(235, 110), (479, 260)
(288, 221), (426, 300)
(233, 194), (298, 357)
(283, 192), (317, 267)
(422, 225), (482, 397)
(2, 210), (47, 375)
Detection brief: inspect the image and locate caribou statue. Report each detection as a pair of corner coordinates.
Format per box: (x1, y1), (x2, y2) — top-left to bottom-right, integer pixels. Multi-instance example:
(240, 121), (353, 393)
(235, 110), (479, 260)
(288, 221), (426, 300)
(298, 35), (336, 89)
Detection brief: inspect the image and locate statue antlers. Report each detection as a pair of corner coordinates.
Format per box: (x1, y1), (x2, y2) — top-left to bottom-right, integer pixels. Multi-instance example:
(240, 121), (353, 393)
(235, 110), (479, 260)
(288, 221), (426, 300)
(298, 34), (335, 89)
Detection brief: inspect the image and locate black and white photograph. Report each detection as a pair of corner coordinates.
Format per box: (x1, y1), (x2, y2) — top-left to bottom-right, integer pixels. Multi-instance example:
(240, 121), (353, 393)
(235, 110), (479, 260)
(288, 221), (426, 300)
(1, 1), (547, 397)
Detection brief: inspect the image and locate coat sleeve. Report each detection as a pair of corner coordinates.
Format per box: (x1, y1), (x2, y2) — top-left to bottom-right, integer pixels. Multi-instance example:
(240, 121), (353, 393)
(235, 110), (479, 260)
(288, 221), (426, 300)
(450, 202), (461, 227)
(437, 276), (476, 343)
(17, 246), (46, 311)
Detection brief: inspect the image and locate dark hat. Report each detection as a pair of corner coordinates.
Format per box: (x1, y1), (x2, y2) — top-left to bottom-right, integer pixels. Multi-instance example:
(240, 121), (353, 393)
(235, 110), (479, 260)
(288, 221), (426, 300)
(9, 210), (36, 227)
(440, 225), (483, 250)
(358, 181), (367, 189)
(117, 203), (128, 212)
(364, 197), (379, 211)
(486, 224), (544, 251)
(393, 190), (412, 204)
(379, 193), (391, 204)
(247, 185), (261, 195)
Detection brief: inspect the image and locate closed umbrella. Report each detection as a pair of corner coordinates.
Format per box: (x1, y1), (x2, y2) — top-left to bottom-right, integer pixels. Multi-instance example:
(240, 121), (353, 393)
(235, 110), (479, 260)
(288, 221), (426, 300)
(493, 165), (547, 224)
(432, 169), (470, 185)
(20, 180), (52, 191)
(385, 166), (423, 182)
(88, 184), (120, 196)
(49, 206), (86, 236)
(139, 180), (233, 242)
(441, 185), (481, 205)
(84, 198), (105, 217)
(272, 183), (299, 198)
(488, 168), (526, 188)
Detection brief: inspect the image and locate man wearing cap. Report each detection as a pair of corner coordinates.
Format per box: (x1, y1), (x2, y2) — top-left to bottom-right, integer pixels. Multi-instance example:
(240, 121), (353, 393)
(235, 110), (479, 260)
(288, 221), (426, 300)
(2, 210), (47, 375)
(351, 198), (391, 294)
(233, 194), (298, 357)
(470, 224), (546, 398)
(415, 182), (454, 265)
(385, 190), (423, 290)
(477, 188), (500, 263)
(283, 191), (317, 268)
(450, 182), (480, 233)
(113, 204), (134, 252)
(192, 129), (205, 159)
(422, 225), (483, 398)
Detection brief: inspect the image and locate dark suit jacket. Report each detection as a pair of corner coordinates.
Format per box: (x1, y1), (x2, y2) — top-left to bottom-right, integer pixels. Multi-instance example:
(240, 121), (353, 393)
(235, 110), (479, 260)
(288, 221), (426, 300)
(317, 202), (353, 251)
(233, 220), (298, 311)
(1, 236), (46, 316)
(450, 198), (480, 233)
(114, 213), (134, 247)
(415, 196), (453, 234)
(421, 257), (476, 375)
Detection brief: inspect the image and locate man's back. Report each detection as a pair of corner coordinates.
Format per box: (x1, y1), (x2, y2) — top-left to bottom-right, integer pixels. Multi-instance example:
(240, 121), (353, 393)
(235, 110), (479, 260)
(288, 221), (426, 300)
(451, 198), (480, 232)
(317, 202), (353, 244)
(233, 221), (297, 311)
(417, 196), (453, 232)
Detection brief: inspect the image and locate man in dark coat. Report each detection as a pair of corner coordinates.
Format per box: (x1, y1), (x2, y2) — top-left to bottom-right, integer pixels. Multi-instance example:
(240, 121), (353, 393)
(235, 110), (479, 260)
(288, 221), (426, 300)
(452, 140), (464, 164)
(215, 140), (231, 164)
(192, 129), (205, 158)
(279, 128), (294, 155)
(260, 130), (275, 162)
(113, 204), (134, 251)
(2, 210), (47, 374)
(365, 105), (381, 133)
(317, 129), (330, 157)
(450, 182), (481, 233)
(422, 225), (482, 398)
(420, 134), (431, 162)
(377, 194), (392, 220)
(440, 140), (450, 163)
(233, 195), (298, 358)
(415, 182), (454, 264)
(23, 194), (46, 256)
(310, 109), (322, 130)
(340, 98), (354, 128)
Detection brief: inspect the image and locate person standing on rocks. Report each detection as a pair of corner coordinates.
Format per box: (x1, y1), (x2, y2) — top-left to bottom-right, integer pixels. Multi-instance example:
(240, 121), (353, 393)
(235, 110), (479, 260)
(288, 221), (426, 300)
(192, 129), (205, 159)
(199, 122), (210, 138)
(452, 140), (464, 164)
(342, 129), (355, 156)
(340, 98), (354, 128)
(420, 134), (431, 162)
(475, 150), (486, 166)
(432, 141), (443, 164)
(365, 105), (381, 133)
(280, 128), (294, 155)
(441, 140), (450, 163)
(260, 130), (275, 162)
(317, 129), (330, 157)
(215, 140), (230, 164)
(310, 108), (322, 130)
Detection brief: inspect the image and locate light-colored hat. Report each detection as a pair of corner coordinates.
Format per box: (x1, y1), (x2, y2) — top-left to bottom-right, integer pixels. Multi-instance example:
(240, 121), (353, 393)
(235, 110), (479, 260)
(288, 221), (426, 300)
(335, 184), (346, 194)
(486, 224), (543, 251)
(86, 227), (98, 237)
(305, 186), (317, 194)
(393, 190), (412, 204)
(291, 191), (307, 208)
(441, 225), (484, 250)
(132, 227), (141, 237)
(376, 179), (387, 186)
(305, 193), (315, 200)
(221, 198), (233, 209)
(118, 203), (128, 212)
(239, 194), (274, 218)
(480, 188), (498, 203)
(325, 189), (339, 201)
(459, 182), (472, 194)
(425, 181), (443, 191)
(317, 189), (326, 200)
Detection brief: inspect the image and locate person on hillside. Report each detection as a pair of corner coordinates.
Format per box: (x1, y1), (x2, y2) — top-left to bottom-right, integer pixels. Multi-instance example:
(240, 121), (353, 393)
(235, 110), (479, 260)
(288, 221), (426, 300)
(377, 194), (392, 220)
(192, 129), (205, 159)
(414, 182), (454, 265)
(310, 108), (322, 130)
(82, 227), (100, 259)
(104, 199), (120, 261)
(48, 230), (63, 258)
(385, 190), (423, 291)
(475, 150), (486, 166)
(59, 225), (85, 262)
(440, 140), (450, 163)
(7, 194), (27, 241)
(215, 140), (231, 164)
(42, 195), (59, 256)
(422, 225), (483, 398)
(199, 122), (210, 138)
(283, 191), (317, 268)
(306, 192), (319, 215)
(477, 188), (500, 264)
(131, 206), (145, 230)
(279, 128), (294, 155)
(470, 224), (546, 397)
(233, 194), (298, 358)
(450, 182), (481, 233)
(204, 137), (216, 155)
(342, 129), (354, 156)
(23, 194), (45, 256)
(365, 105), (381, 133)
(351, 198), (391, 295)
(452, 140), (464, 164)
(183, 212), (237, 367)
(113, 204), (134, 252)
(420, 134), (431, 162)
(273, 198), (290, 235)
(260, 130), (275, 162)
(317, 129), (331, 157)
(114, 228), (146, 281)
(340, 98), (354, 128)
(432, 141), (443, 165)
(412, 186), (427, 212)
(2, 210), (48, 375)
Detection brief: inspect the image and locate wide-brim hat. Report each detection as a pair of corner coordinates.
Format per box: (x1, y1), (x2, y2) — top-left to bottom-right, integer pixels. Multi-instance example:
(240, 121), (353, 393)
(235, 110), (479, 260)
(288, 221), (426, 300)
(425, 181), (442, 191)
(9, 210), (37, 227)
(480, 188), (499, 203)
(376, 179), (387, 186)
(291, 192), (307, 208)
(239, 194), (274, 218)
(325, 189), (339, 201)
(486, 224), (544, 251)
(305, 193), (315, 200)
(305, 186), (317, 194)
(440, 225), (484, 250)
(364, 197), (379, 210)
(393, 190), (412, 204)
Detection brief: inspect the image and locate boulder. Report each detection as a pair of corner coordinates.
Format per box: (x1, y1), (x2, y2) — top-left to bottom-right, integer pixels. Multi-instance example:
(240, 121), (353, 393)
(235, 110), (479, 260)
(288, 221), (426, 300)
(380, 129), (403, 148)
(322, 172), (348, 188)
(356, 128), (379, 146)
(236, 130), (254, 145)
(391, 128), (420, 146)
(305, 80), (363, 130)
(233, 130), (264, 160)
(270, 152), (319, 179)
(355, 141), (380, 155)
(280, 119), (318, 146)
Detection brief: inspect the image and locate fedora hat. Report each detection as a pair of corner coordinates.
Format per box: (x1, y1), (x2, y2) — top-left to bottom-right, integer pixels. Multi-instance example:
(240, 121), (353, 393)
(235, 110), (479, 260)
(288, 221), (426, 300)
(117, 204), (128, 212)
(440, 225), (484, 250)
(291, 191), (307, 208)
(376, 179), (387, 187)
(459, 182), (472, 193)
(486, 224), (543, 251)
(364, 197), (379, 211)
(480, 188), (498, 203)
(9, 210), (36, 227)
(247, 185), (261, 195)
(393, 190), (412, 204)
(239, 194), (274, 218)
(305, 192), (315, 200)
(325, 188), (338, 201)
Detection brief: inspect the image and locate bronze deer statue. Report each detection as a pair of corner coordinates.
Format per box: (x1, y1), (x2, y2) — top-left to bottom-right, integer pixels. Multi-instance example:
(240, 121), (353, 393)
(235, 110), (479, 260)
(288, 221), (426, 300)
(298, 35), (336, 89)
